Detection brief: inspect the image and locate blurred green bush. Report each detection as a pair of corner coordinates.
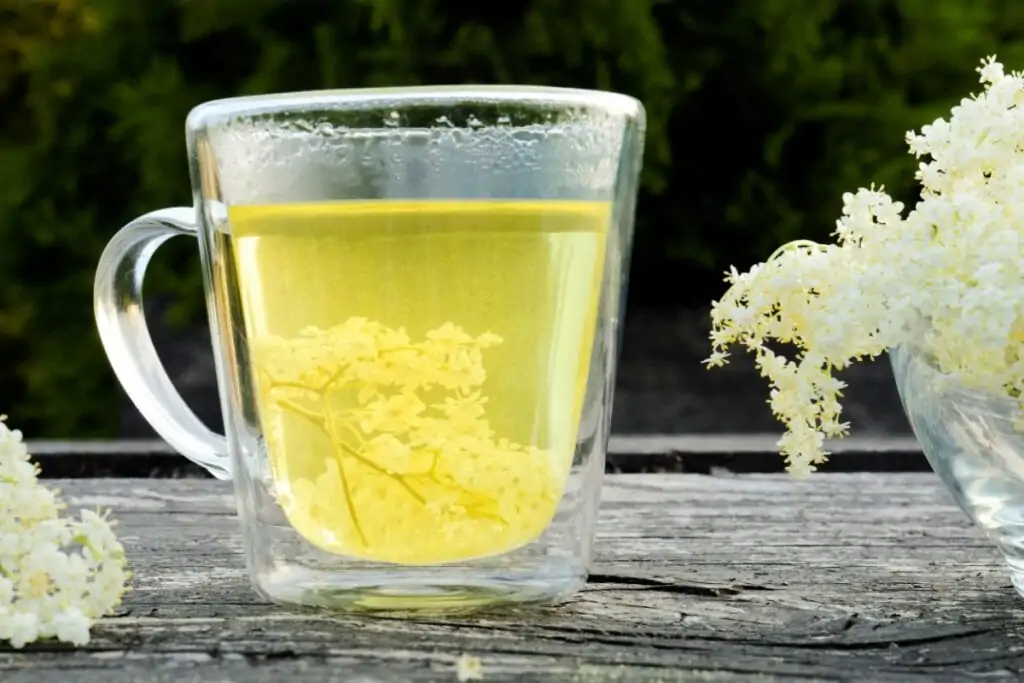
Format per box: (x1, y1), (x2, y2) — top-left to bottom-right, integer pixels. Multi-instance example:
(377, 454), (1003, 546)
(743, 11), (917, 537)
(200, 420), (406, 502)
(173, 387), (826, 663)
(2, 0), (1024, 436)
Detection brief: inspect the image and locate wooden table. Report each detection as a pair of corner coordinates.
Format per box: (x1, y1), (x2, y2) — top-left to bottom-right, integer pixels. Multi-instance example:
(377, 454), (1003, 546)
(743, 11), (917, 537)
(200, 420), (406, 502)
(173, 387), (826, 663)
(2, 463), (1021, 681)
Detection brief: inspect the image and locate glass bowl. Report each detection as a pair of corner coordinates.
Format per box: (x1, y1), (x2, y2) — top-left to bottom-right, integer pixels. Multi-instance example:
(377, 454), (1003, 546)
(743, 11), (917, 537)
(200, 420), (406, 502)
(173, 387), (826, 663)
(890, 344), (1024, 596)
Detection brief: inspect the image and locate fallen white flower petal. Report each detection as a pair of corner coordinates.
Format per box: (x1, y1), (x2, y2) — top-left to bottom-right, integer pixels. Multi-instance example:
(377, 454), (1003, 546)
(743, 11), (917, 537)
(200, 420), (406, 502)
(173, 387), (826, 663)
(456, 653), (484, 681)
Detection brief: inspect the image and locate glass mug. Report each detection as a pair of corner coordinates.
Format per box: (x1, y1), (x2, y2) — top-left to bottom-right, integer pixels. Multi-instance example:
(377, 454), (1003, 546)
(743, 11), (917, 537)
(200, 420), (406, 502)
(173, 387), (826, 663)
(94, 86), (646, 612)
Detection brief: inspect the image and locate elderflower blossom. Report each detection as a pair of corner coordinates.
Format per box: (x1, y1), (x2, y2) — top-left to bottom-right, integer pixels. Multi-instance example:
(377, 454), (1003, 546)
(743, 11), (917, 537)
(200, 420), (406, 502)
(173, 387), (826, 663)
(456, 653), (484, 681)
(251, 318), (567, 564)
(0, 416), (129, 648)
(708, 56), (1024, 476)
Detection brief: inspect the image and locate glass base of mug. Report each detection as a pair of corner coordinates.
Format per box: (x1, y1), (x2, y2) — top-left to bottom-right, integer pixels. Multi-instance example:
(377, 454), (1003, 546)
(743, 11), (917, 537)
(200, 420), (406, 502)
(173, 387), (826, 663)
(252, 563), (587, 614)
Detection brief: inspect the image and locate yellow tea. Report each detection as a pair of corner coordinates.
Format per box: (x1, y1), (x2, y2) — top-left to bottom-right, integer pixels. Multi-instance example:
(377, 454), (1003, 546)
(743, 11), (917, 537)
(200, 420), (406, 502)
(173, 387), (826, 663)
(223, 199), (609, 564)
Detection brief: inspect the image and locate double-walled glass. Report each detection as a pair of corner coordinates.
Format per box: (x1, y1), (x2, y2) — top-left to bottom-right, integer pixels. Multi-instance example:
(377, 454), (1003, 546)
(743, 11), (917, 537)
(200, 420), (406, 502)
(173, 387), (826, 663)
(94, 87), (646, 612)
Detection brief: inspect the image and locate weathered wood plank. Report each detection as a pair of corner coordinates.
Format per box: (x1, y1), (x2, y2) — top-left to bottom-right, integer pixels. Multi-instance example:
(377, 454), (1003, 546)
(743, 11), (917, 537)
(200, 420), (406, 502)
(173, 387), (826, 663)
(24, 435), (930, 478)
(2, 474), (1019, 682)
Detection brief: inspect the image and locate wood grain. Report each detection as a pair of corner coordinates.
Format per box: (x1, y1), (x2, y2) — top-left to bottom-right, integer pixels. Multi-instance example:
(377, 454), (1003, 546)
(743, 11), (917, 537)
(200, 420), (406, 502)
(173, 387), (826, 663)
(2, 474), (1020, 682)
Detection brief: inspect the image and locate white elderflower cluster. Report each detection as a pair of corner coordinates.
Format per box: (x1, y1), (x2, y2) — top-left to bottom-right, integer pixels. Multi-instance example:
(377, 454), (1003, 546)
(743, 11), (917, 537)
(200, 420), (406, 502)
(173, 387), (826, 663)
(0, 416), (129, 648)
(708, 56), (1024, 476)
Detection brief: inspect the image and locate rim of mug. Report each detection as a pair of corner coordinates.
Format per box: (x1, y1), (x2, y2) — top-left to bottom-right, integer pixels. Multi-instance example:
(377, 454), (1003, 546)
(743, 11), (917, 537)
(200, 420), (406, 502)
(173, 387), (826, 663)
(186, 85), (644, 130)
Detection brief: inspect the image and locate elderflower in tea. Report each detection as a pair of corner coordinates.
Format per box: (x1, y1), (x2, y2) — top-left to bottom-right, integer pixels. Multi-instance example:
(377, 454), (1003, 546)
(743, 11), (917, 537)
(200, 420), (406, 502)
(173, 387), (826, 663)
(707, 56), (1024, 476)
(0, 417), (129, 648)
(254, 319), (574, 564)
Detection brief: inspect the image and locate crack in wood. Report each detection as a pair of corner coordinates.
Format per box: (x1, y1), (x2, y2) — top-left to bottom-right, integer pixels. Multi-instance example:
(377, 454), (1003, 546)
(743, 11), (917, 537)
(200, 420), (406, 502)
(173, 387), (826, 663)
(588, 573), (777, 596)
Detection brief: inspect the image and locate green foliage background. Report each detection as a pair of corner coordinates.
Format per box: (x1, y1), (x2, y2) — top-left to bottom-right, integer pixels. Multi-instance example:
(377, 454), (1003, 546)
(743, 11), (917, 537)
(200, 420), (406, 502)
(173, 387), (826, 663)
(3, 0), (1024, 436)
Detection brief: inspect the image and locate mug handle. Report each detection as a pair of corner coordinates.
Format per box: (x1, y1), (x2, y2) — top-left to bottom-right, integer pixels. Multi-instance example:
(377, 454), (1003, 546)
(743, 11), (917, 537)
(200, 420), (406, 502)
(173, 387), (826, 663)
(93, 207), (231, 480)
